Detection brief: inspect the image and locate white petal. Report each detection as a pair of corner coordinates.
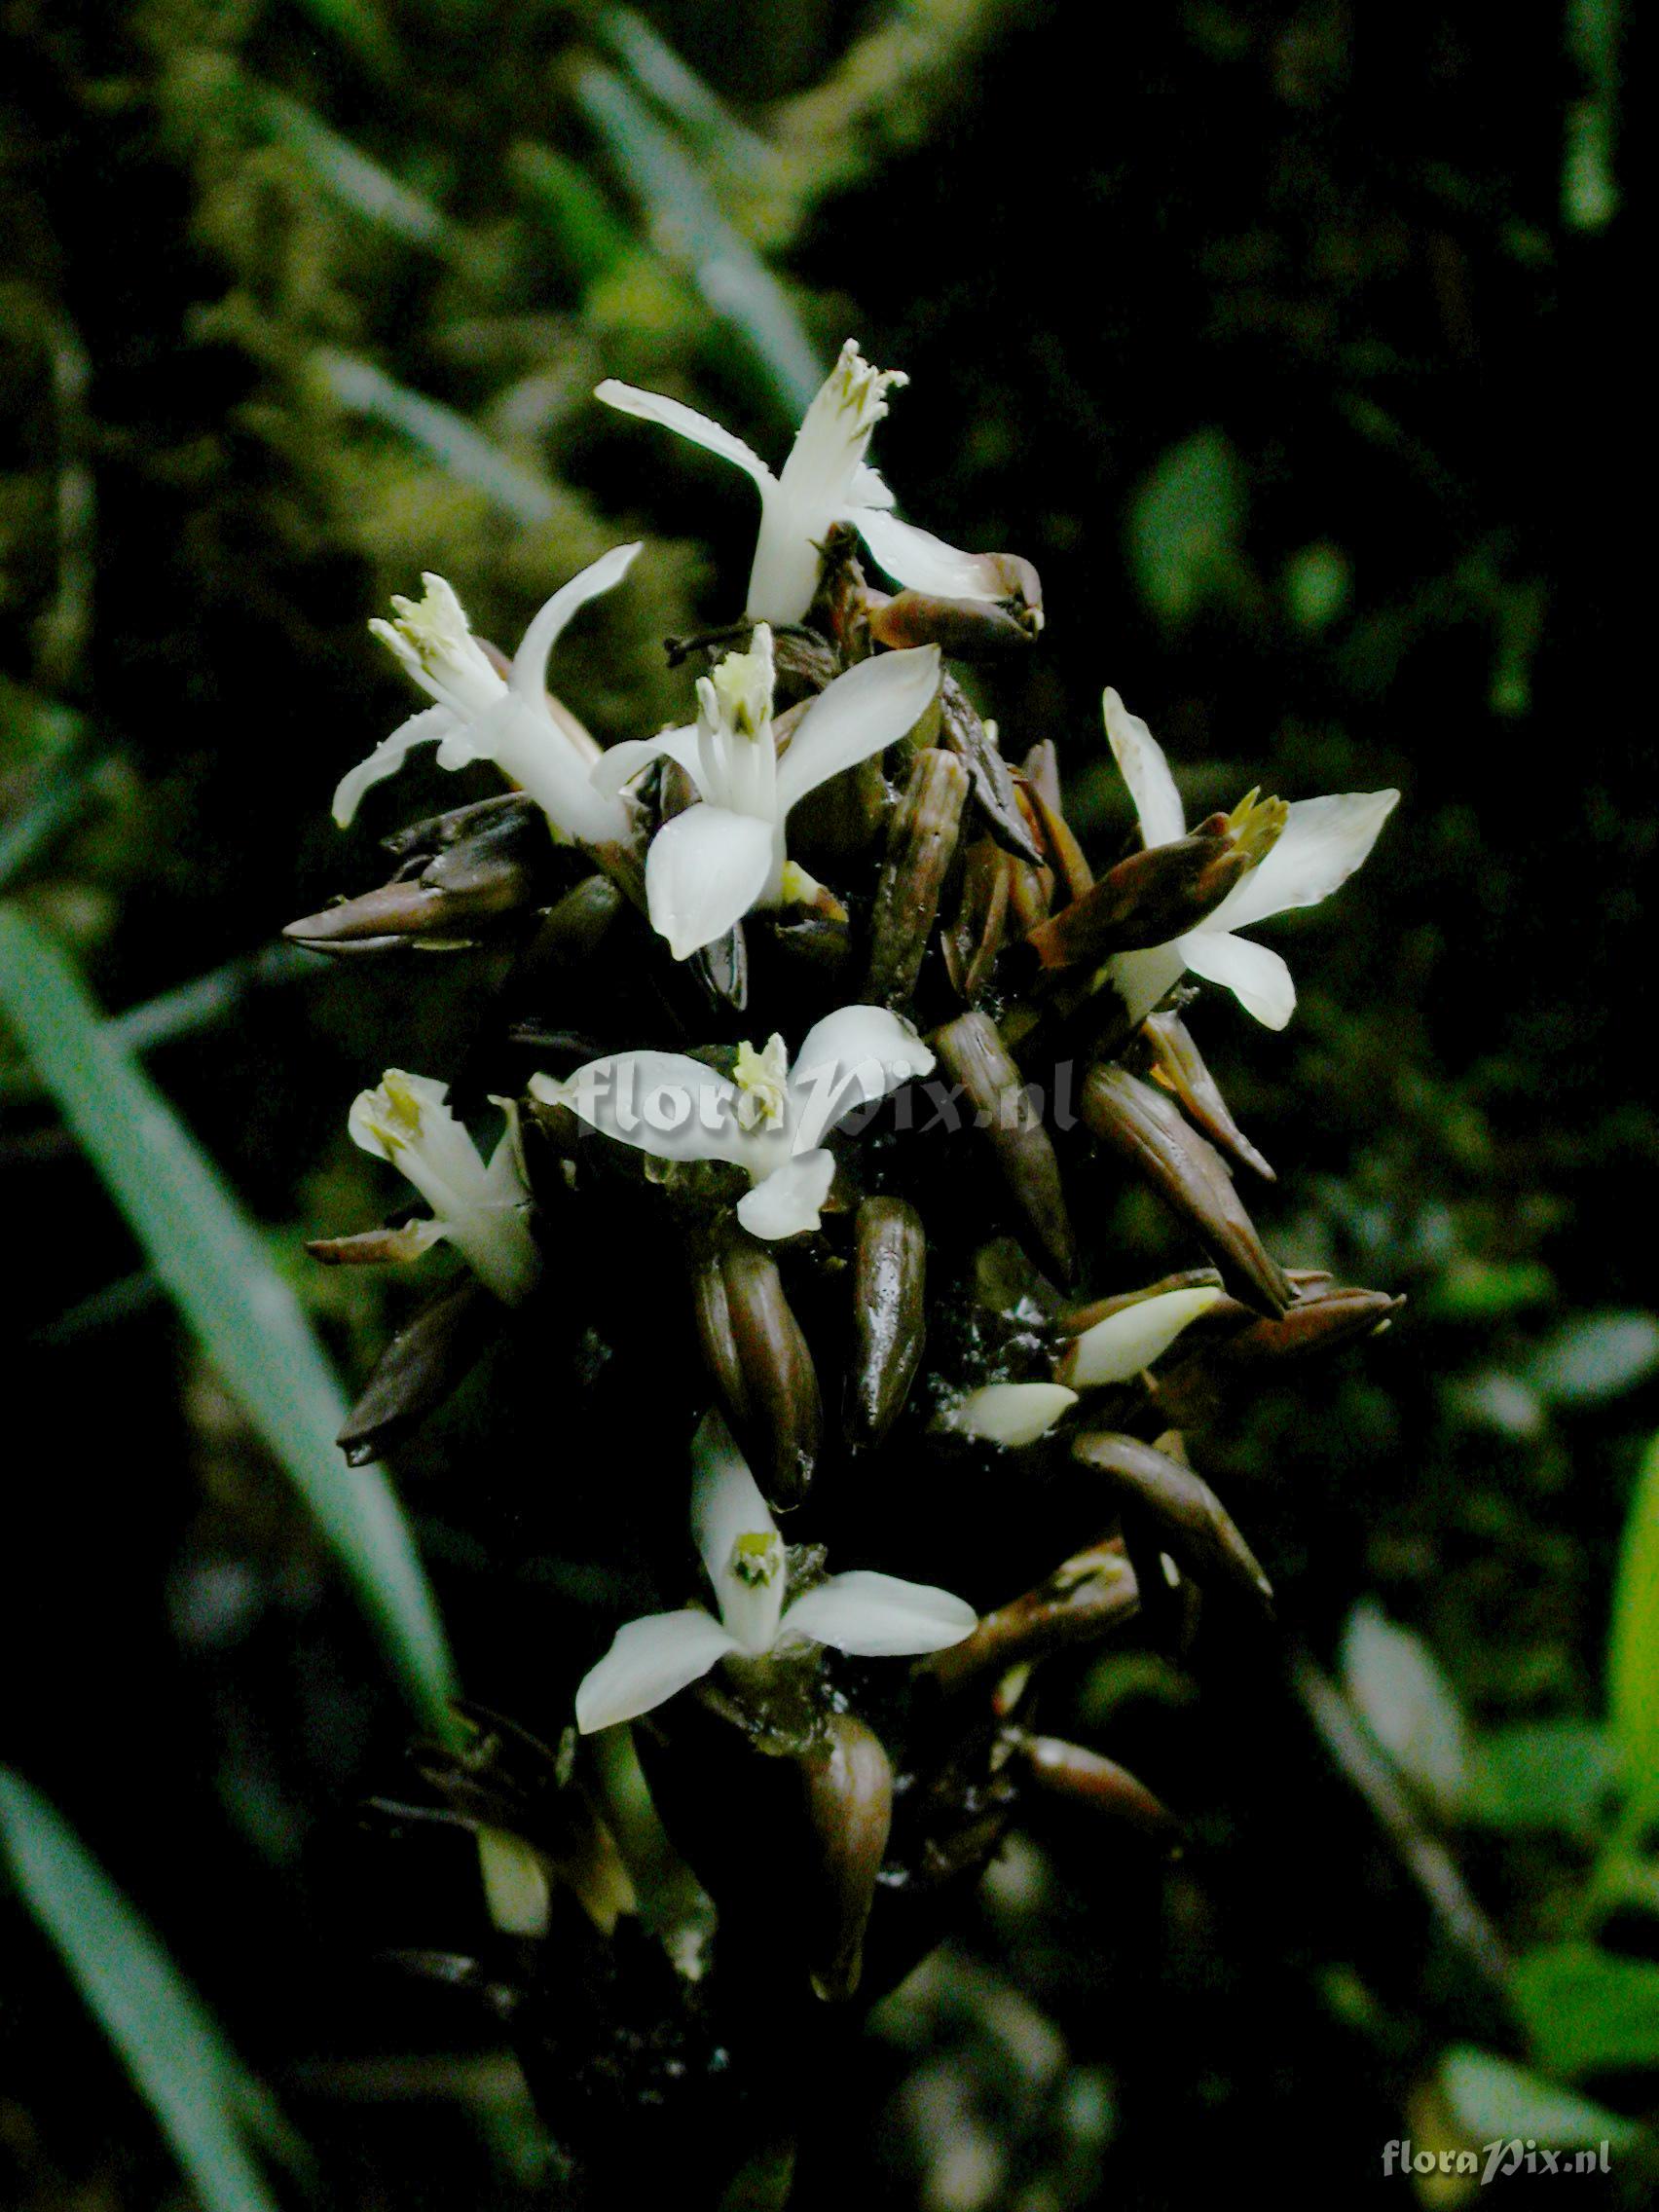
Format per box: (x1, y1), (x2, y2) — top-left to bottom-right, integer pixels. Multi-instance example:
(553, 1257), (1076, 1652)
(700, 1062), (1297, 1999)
(645, 806), (775, 959)
(574, 1608), (738, 1732)
(736, 1149), (835, 1240)
(787, 1004), (936, 1151)
(594, 380), (775, 489)
(1103, 941), (1190, 1028)
(1059, 1287), (1223, 1389)
(775, 646), (941, 815)
(541, 1051), (753, 1166)
(476, 1826), (550, 1937)
(1102, 688), (1186, 847)
(781, 1570), (977, 1657)
(1178, 929), (1297, 1029)
(941, 1382), (1078, 1448)
(1201, 789), (1401, 934)
(589, 723), (705, 802)
(508, 543), (641, 710)
(854, 507), (1001, 602)
(849, 461), (896, 511)
(332, 704), (458, 828)
(690, 1409), (786, 1651)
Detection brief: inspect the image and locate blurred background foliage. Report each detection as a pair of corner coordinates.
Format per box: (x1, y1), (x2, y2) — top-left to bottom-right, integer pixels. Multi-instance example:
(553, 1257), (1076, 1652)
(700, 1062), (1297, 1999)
(0, 0), (1644, 2206)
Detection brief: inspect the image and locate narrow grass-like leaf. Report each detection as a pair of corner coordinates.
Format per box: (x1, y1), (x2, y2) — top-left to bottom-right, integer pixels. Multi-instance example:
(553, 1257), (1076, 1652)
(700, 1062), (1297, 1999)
(0, 1767), (300, 2212)
(0, 908), (459, 1736)
(0, 698), (85, 891)
(1610, 1428), (1659, 1841)
(317, 351), (557, 526)
(591, 7), (779, 186)
(572, 60), (822, 422)
(263, 90), (455, 253)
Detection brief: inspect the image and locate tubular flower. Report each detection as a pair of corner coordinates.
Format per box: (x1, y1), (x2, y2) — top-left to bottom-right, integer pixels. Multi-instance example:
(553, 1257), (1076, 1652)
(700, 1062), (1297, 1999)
(591, 625), (940, 961)
(1101, 688), (1400, 1031)
(333, 544), (641, 844)
(349, 1070), (538, 1306)
(532, 1005), (934, 1242)
(596, 340), (1000, 625)
(574, 1412), (977, 1733)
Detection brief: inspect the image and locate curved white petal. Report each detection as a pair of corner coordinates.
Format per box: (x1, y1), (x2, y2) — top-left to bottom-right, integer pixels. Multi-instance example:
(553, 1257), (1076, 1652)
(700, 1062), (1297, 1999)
(850, 461), (896, 511)
(541, 1051), (755, 1166)
(332, 704), (458, 828)
(1202, 789), (1401, 934)
(775, 645), (941, 815)
(589, 723), (705, 802)
(691, 1410), (786, 1652)
(645, 805), (775, 959)
(942, 1382), (1078, 1448)
(854, 507), (1000, 602)
(1103, 941), (1190, 1028)
(508, 543), (641, 710)
(788, 1004), (936, 1152)
(594, 380), (775, 489)
(574, 1607), (738, 1732)
(781, 1569), (977, 1657)
(476, 1826), (551, 1937)
(1102, 688), (1186, 848)
(1178, 928), (1296, 1030)
(1060, 1286), (1223, 1389)
(736, 1148), (836, 1240)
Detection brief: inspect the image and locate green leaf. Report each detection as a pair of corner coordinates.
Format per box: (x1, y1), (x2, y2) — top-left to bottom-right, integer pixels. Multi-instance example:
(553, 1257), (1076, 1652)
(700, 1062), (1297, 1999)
(0, 1768), (302, 2212)
(1463, 1720), (1612, 1838)
(1421, 1255), (1556, 1322)
(1527, 1310), (1659, 1406)
(1125, 427), (1249, 628)
(1610, 1429), (1659, 1838)
(0, 908), (459, 1736)
(315, 351), (557, 527)
(571, 59), (823, 423)
(1340, 1598), (1470, 1818)
(1514, 1942), (1659, 2077)
(1441, 2044), (1638, 2150)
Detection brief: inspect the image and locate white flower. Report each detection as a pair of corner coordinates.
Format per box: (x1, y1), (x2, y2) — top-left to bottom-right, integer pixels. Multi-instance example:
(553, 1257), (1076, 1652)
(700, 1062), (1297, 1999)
(1055, 1285), (1223, 1389)
(333, 545), (642, 845)
(937, 1382), (1079, 1449)
(532, 1004), (934, 1242)
(596, 339), (999, 625)
(574, 1412), (977, 1733)
(1102, 688), (1400, 1031)
(591, 624), (940, 960)
(349, 1070), (538, 1306)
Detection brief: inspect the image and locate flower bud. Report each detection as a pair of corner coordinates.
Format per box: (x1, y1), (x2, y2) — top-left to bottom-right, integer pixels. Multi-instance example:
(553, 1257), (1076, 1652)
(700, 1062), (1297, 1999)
(1024, 830), (1251, 973)
(1070, 1430), (1274, 1617)
(922, 1539), (1137, 1698)
(866, 589), (1037, 658)
(940, 836), (1012, 1003)
(938, 676), (1045, 866)
(1014, 1734), (1181, 1846)
(1153, 1281), (1405, 1427)
(1080, 1063), (1291, 1316)
(703, 1225), (823, 1510)
(933, 1011), (1078, 1282)
(799, 1714), (894, 2003)
(284, 793), (558, 955)
(1141, 1011), (1274, 1181)
(865, 748), (971, 1008)
(336, 1273), (497, 1465)
(845, 1197), (928, 1450)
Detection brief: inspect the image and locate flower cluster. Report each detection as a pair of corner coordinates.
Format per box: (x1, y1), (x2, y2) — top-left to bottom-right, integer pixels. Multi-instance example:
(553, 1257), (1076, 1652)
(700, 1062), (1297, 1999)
(292, 338), (1403, 2087)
